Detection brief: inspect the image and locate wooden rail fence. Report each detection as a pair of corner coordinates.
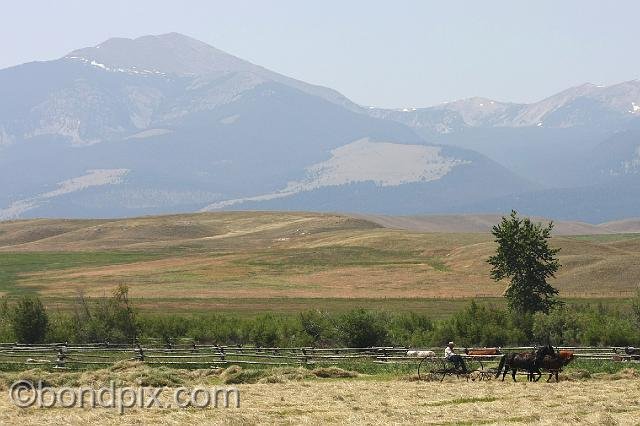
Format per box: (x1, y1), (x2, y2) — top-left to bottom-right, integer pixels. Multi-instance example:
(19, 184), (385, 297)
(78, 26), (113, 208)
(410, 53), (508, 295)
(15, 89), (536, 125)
(0, 343), (637, 370)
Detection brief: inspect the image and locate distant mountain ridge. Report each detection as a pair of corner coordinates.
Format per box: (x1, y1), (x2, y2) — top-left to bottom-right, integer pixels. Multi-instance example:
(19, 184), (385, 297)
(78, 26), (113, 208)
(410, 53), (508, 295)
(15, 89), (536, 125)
(368, 80), (640, 135)
(1, 33), (639, 222)
(0, 33), (530, 220)
(368, 80), (640, 199)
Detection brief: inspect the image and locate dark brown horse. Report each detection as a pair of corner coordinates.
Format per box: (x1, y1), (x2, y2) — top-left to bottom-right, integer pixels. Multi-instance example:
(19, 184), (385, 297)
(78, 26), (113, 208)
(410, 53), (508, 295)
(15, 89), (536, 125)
(495, 345), (555, 382)
(535, 350), (574, 382)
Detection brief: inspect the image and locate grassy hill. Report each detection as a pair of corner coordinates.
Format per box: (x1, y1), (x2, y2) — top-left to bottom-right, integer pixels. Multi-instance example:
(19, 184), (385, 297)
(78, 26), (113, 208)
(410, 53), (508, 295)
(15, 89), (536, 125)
(0, 212), (638, 315)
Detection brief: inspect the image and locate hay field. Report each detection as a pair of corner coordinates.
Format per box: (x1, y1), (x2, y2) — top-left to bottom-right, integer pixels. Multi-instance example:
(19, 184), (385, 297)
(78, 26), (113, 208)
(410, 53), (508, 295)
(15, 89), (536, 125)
(1, 212), (639, 313)
(1, 374), (639, 425)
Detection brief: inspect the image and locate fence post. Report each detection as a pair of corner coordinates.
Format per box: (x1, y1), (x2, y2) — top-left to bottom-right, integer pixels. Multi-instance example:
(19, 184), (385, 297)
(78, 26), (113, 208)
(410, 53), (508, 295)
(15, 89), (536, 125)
(55, 349), (67, 369)
(135, 343), (145, 362)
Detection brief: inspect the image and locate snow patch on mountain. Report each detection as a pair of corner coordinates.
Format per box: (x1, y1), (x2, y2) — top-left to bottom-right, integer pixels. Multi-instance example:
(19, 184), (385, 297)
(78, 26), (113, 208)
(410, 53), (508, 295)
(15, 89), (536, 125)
(202, 138), (469, 210)
(0, 169), (129, 220)
(65, 56), (167, 76)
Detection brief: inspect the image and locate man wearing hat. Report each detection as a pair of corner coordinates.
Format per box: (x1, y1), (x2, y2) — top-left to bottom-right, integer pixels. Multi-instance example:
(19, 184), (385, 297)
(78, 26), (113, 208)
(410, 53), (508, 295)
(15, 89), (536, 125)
(445, 341), (468, 373)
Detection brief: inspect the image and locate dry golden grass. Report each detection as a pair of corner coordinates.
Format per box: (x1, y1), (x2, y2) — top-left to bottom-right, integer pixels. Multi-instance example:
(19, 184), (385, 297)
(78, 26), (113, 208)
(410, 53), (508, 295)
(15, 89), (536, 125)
(1, 212), (639, 306)
(0, 375), (638, 425)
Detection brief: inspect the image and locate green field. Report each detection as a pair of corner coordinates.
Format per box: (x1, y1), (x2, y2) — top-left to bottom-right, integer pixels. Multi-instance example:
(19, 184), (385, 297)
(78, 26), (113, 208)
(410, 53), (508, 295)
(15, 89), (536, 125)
(0, 251), (167, 294)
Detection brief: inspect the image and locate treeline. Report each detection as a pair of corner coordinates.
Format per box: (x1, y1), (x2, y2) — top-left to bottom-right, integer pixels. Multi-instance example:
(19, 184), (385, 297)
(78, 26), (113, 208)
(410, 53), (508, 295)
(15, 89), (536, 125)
(1, 286), (639, 348)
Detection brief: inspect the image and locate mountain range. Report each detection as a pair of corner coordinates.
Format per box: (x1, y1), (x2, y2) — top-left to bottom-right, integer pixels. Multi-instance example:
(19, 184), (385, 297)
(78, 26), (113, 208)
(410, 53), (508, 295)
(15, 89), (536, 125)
(1, 33), (639, 223)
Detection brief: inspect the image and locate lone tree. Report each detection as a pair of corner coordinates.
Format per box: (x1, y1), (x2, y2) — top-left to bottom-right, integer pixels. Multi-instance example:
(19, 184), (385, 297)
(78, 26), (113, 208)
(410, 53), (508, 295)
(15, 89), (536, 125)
(488, 210), (561, 314)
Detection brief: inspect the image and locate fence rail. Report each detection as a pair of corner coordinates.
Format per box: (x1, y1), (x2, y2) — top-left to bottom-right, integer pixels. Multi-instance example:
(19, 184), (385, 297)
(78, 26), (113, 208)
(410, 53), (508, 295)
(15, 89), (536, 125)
(0, 343), (637, 370)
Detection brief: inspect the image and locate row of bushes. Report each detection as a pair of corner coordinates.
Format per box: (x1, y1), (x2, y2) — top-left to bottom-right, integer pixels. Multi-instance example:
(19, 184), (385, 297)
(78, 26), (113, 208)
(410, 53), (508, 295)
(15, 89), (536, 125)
(2, 288), (639, 347)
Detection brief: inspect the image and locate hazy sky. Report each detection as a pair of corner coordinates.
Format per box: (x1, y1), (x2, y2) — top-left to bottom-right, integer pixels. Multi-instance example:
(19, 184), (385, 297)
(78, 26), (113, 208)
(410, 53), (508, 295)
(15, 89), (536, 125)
(3, 1), (639, 108)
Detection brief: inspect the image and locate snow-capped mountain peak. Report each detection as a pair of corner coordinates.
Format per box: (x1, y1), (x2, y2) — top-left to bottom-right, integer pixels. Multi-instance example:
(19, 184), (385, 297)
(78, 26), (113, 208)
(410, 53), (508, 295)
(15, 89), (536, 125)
(64, 33), (251, 77)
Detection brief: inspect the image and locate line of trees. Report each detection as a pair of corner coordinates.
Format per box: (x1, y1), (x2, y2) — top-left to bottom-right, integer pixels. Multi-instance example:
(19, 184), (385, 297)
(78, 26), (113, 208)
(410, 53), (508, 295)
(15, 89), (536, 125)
(2, 292), (639, 348)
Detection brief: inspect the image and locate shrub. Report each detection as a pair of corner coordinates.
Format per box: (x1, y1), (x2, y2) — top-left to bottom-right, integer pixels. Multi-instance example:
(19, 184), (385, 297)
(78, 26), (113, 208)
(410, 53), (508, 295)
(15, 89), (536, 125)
(299, 310), (337, 346)
(140, 315), (190, 345)
(247, 314), (281, 347)
(337, 309), (389, 347)
(388, 312), (433, 347)
(72, 285), (138, 343)
(11, 295), (48, 343)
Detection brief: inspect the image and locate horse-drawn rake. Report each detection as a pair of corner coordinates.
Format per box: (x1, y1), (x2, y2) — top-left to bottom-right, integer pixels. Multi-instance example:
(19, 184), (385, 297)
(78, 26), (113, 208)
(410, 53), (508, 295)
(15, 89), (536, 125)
(417, 356), (497, 382)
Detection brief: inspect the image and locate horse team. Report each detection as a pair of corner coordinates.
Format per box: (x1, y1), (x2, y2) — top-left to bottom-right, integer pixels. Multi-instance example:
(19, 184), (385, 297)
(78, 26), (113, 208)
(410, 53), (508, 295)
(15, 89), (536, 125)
(409, 345), (575, 382)
(494, 344), (575, 382)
